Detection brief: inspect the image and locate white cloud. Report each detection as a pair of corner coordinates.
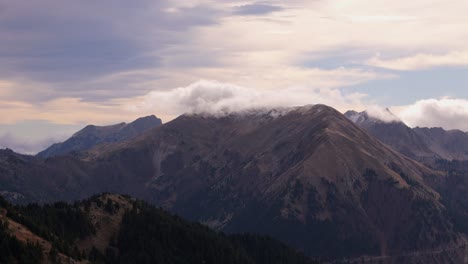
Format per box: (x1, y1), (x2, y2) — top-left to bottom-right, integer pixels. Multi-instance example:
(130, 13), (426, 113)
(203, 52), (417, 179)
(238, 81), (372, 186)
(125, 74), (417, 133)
(394, 98), (468, 131)
(132, 79), (369, 118)
(366, 51), (468, 70)
(366, 106), (401, 123)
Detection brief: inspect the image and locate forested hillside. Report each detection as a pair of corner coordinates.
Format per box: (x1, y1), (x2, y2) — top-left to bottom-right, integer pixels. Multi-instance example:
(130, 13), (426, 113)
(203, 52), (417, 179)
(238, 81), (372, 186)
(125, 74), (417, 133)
(0, 194), (317, 264)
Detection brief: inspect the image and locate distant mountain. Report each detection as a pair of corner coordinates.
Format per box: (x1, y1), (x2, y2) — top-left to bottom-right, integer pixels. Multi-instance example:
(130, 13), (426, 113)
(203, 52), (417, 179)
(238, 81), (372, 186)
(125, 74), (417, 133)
(1, 105), (468, 263)
(413, 127), (468, 161)
(37, 115), (162, 158)
(345, 110), (468, 162)
(344, 109), (400, 129)
(0, 193), (316, 264)
(344, 110), (436, 160)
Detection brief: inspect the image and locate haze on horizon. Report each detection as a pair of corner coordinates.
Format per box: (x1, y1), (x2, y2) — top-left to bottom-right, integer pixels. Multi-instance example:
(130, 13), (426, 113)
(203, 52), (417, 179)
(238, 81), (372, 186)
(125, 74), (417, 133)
(1, 0), (468, 153)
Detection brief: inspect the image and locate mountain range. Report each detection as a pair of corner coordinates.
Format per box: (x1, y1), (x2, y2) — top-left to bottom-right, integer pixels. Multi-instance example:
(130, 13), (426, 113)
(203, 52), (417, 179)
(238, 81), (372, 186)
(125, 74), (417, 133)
(1, 105), (468, 263)
(345, 110), (468, 164)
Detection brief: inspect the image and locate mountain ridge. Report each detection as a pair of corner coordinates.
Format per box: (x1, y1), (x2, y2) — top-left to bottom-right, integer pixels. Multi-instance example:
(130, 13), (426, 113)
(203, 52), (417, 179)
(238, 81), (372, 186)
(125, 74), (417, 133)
(37, 115), (162, 158)
(1, 104), (467, 263)
(345, 109), (468, 162)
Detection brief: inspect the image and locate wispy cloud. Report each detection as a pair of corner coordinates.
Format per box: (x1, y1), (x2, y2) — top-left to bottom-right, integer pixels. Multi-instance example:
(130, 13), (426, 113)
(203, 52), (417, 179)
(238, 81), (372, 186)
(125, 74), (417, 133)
(232, 3), (284, 16)
(366, 51), (468, 70)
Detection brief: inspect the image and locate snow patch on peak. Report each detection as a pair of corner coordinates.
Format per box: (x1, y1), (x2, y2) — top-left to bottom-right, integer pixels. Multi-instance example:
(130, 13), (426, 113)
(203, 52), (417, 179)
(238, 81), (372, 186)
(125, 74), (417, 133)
(346, 107), (401, 125)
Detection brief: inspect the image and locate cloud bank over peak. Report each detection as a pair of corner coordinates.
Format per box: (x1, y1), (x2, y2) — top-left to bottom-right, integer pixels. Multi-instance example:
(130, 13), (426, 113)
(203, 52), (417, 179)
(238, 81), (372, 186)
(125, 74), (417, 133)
(134, 81), (468, 133)
(132, 80), (368, 118)
(366, 106), (401, 123)
(396, 98), (468, 131)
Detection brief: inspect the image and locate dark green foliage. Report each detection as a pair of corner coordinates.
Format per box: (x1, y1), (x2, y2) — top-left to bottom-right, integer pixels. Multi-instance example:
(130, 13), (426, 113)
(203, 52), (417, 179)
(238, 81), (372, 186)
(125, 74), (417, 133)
(0, 195), (9, 208)
(363, 168), (377, 181)
(0, 220), (43, 263)
(307, 186), (323, 216)
(0, 194), (319, 264)
(116, 201), (254, 264)
(104, 198), (119, 214)
(398, 172), (420, 187)
(291, 180), (304, 201)
(89, 246), (106, 262)
(6, 200), (95, 259)
(49, 247), (59, 262)
(229, 234), (317, 264)
(388, 163), (420, 187)
(115, 200), (319, 264)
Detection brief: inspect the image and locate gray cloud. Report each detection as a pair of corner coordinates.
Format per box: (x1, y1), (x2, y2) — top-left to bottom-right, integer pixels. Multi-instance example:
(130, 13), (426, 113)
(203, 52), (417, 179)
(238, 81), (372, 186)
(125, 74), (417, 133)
(233, 3), (284, 16)
(0, 132), (64, 155)
(0, 0), (223, 102)
(0, 120), (82, 154)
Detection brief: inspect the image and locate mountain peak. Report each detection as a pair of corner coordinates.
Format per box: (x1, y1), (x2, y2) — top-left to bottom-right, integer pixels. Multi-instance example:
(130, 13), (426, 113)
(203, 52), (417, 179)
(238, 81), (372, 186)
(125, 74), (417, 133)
(183, 104), (340, 121)
(121, 115), (162, 132)
(37, 115), (162, 158)
(131, 114), (161, 124)
(345, 108), (401, 128)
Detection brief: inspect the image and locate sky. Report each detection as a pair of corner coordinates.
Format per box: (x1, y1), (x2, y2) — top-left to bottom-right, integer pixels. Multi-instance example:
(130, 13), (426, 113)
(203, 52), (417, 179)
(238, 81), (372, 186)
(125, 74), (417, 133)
(1, 0), (468, 154)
